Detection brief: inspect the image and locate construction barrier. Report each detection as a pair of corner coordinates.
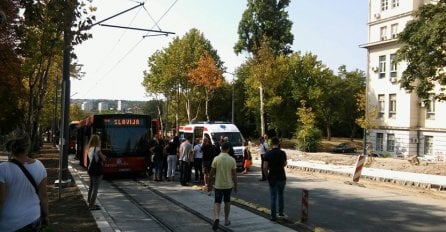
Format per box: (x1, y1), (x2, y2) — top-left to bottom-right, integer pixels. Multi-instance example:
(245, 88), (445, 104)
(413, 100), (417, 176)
(353, 155), (366, 182)
(301, 189), (309, 223)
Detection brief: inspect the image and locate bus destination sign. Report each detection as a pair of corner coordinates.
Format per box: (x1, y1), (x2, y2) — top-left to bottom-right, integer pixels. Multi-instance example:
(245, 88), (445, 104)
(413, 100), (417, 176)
(104, 118), (144, 126)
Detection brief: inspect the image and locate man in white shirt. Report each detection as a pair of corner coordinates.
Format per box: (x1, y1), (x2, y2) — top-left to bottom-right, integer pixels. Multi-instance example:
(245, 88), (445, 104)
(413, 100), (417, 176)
(193, 138), (204, 182)
(259, 136), (269, 181)
(179, 136), (193, 186)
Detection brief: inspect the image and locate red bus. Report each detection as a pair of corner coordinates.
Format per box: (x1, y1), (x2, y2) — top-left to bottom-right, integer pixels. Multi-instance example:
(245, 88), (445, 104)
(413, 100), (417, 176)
(69, 121), (79, 154)
(76, 114), (156, 175)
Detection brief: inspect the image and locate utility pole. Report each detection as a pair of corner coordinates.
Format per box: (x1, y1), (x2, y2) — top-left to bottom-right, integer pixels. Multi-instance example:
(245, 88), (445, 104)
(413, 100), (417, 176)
(53, 76), (59, 148)
(232, 80), (235, 124)
(57, 0), (75, 192)
(225, 72), (236, 124)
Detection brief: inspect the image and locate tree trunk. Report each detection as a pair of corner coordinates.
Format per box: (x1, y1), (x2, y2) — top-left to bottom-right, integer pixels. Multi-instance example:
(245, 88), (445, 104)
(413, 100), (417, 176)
(259, 84), (265, 136)
(205, 91), (210, 121)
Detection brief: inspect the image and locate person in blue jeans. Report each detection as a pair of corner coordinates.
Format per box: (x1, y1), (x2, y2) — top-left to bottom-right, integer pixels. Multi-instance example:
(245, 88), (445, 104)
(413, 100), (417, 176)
(150, 135), (165, 181)
(262, 137), (287, 221)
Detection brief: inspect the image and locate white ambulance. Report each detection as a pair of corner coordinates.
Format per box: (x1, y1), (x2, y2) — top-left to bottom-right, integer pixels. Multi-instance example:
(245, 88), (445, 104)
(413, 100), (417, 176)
(178, 122), (245, 169)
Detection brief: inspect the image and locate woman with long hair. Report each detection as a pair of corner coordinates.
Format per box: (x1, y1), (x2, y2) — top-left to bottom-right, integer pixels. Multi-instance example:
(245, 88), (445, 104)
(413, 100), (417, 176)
(87, 134), (107, 210)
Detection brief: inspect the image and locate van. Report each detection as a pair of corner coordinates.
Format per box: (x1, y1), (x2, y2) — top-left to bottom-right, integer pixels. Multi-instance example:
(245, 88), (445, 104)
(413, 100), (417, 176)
(178, 122), (245, 169)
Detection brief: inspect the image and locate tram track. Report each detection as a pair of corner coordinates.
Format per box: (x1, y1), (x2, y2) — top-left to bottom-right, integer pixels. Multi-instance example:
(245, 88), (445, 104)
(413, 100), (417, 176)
(106, 178), (233, 232)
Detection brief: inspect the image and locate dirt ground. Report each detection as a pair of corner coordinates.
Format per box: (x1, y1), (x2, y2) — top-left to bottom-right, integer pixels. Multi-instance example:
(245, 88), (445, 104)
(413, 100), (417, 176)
(37, 147), (99, 232)
(288, 151), (446, 176)
(22, 141), (446, 231)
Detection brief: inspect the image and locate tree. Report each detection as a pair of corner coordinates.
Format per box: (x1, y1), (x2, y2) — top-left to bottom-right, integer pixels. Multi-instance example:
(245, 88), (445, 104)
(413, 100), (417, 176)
(0, 0), (24, 133)
(142, 28), (224, 127)
(336, 66), (365, 139)
(234, 0), (294, 136)
(244, 40), (288, 135)
(187, 52), (224, 121)
(296, 100), (321, 152)
(234, 0), (294, 56)
(69, 104), (86, 122)
(4, 0), (95, 148)
(396, 1), (446, 100)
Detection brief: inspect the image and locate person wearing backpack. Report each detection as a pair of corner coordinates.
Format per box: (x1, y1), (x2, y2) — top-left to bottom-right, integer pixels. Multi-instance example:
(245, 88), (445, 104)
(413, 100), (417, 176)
(87, 134), (107, 210)
(0, 128), (49, 232)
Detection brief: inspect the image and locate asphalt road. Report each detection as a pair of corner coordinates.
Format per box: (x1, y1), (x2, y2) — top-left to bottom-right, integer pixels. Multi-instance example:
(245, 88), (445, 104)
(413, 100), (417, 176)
(235, 162), (446, 232)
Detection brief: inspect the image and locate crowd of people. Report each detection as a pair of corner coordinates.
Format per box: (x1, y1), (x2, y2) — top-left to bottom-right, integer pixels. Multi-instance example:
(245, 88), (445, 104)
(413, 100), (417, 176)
(144, 131), (288, 229)
(146, 129), (224, 188)
(0, 127), (287, 231)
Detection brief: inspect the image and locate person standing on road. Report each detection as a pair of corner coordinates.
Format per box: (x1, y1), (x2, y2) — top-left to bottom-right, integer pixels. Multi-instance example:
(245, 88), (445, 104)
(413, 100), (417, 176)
(242, 140), (252, 174)
(262, 137), (287, 221)
(259, 136), (269, 181)
(150, 134), (165, 181)
(208, 142), (237, 230)
(0, 128), (49, 232)
(179, 136), (193, 186)
(165, 136), (179, 181)
(87, 134), (107, 210)
(193, 138), (204, 182)
(201, 137), (215, 189)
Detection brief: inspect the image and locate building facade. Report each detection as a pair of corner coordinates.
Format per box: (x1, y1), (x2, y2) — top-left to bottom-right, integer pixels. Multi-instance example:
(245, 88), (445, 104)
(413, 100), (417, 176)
(361, 0), (446, 160)
(98, 102), (109, 112)
(81, 101), (93, 112)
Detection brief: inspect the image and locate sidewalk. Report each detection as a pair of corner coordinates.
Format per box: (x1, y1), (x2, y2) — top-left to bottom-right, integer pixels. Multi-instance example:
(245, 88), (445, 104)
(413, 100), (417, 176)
(68, 157), (298, 232)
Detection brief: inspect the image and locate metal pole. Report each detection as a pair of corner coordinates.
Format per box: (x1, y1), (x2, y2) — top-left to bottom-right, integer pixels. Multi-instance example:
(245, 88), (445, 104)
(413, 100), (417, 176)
(53, 76), (58, 147)
(259, 84), (265, 136)
(232, 80), (235, 124)
(58, 0), (74, 198)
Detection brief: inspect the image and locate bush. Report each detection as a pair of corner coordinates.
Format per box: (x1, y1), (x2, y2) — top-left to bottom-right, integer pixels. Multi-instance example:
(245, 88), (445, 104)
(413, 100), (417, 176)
(296, 128), (322, 152)
(381, 152), (392, 158)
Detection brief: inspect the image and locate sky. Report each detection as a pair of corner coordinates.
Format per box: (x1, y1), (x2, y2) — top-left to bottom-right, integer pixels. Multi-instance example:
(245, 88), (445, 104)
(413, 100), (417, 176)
(72, 0), (368, 101)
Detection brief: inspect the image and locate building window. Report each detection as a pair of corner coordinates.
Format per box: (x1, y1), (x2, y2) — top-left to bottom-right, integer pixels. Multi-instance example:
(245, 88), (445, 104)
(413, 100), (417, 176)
(381, 0), (389, 11)
(387, 134), (395, 152)
(391, 23), (398, 39)
(426, 95), (436, 119)
(424, 136), (433, 155)
(389, 94), (396, 118)
(380, 26), (387, 41)
(379, 55), (386, 78)
(378, 94), (385, 118)
(392, 0), (399, 8)
(376, 133), (384, 151)
(390, 53), (397, 77)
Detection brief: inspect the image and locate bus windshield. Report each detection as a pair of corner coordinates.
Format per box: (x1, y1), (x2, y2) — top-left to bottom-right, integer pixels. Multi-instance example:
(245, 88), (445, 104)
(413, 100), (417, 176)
(211, 132), (244, 147)
(99, 126), (149, 156)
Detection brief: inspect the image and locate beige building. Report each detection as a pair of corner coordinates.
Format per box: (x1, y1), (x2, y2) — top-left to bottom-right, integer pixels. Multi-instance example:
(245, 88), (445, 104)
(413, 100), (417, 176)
(361, 0), (446, 160)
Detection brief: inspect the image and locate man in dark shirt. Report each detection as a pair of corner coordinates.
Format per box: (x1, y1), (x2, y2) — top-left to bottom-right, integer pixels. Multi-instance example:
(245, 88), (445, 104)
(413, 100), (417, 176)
(201, 137), (215, 189)
(262, 137), (287, 221)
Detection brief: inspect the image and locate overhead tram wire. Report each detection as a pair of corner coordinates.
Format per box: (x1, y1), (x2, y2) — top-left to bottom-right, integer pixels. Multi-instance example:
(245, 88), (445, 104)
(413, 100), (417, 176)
(78, 0), (177, 99)
(92, 5), (144, 75)
(80, 37), (145, 98)
(143, 0), (178, 38)
(142, 5), (162, 31)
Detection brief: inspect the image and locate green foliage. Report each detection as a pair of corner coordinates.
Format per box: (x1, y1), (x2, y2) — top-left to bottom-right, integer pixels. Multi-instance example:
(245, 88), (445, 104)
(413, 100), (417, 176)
(295, 101), (321, 151)
(0, 1), (24, 134)
(70, 104), (87, 122)
(142, 28), (224, 125)
(296, 128), (322, 152)
(234, 0), (294, 56)
(381, 152), (392, 158)
(0, 0), (95, 148)
(396, 2), (446, 100)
